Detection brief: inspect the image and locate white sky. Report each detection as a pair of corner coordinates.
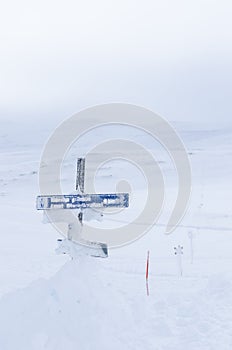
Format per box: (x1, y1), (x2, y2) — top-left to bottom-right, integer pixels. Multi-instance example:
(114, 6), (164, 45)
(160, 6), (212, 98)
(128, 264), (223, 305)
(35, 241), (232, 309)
(0, 0), (231, 124)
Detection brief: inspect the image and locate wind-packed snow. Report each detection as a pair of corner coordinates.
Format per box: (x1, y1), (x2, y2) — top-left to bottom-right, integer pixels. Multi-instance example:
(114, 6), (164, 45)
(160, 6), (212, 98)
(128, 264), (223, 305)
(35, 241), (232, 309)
(0, 258), (232, 350)
(0, 121), (232, 349)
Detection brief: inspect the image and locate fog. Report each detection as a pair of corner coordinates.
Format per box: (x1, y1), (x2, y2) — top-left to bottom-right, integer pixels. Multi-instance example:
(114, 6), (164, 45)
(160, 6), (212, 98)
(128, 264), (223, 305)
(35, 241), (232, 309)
(0, 0), (231, 125)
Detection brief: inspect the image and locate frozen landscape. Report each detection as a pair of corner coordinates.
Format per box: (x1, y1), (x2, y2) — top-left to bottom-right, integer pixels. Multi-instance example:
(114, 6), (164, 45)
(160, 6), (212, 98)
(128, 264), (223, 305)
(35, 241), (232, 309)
(0, 119), (232, 350)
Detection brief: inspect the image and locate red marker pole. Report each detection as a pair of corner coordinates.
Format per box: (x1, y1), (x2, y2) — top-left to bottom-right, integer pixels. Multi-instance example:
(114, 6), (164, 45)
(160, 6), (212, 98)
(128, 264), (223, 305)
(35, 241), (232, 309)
(146, 251), (150, 296)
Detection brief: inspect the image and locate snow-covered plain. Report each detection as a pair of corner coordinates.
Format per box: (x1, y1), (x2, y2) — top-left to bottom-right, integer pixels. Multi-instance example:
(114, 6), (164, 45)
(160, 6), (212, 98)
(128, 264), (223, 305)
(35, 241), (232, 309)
(0, 120), (232, 350)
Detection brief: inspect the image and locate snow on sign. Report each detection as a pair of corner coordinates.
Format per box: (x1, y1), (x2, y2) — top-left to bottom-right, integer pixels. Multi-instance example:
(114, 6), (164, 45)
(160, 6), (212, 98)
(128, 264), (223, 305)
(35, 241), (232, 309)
(36, 193), (129, 210)
(36, 158), (129, 258)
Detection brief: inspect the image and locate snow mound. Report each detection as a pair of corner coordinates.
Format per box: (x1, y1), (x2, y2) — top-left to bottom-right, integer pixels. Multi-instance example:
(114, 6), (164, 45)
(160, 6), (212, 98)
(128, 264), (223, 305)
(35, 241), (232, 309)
(0, 257), (232, 350)
(0, 258), (137, 350)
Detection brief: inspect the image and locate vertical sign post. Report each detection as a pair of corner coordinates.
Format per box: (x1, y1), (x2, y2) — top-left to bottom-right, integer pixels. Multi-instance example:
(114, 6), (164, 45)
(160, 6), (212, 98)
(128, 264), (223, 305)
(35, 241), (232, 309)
(174, 245), (183, 277)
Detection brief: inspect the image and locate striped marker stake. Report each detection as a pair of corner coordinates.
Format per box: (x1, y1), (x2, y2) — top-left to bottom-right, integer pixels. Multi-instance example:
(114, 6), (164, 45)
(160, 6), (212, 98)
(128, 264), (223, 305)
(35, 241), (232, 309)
(146, 250), (150, 296)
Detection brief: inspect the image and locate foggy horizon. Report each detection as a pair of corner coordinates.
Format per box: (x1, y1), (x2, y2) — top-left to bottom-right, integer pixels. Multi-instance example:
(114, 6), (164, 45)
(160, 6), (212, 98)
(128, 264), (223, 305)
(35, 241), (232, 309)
(0, 0), (231, 124)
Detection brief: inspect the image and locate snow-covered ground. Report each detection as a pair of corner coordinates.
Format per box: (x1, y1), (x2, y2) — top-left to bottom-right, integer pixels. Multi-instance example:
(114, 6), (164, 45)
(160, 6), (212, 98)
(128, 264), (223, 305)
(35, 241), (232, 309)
(0, 120), (232, 349)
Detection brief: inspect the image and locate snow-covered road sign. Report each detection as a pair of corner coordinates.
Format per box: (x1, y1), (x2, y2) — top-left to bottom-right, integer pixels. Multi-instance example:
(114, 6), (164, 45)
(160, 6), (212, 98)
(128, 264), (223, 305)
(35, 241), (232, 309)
(36, 193), (129, 210)
(36, 158), (129, 258)
(174, 245), (183, 255)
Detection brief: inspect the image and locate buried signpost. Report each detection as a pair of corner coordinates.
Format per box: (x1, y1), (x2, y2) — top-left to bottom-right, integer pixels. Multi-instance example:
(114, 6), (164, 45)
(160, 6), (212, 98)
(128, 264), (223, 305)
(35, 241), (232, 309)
(36, 158), (129, 258)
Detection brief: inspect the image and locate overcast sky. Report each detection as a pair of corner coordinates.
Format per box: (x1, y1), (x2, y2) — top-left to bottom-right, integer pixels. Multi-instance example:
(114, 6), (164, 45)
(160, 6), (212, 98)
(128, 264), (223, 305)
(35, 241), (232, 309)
(0, 0), (231, 124)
